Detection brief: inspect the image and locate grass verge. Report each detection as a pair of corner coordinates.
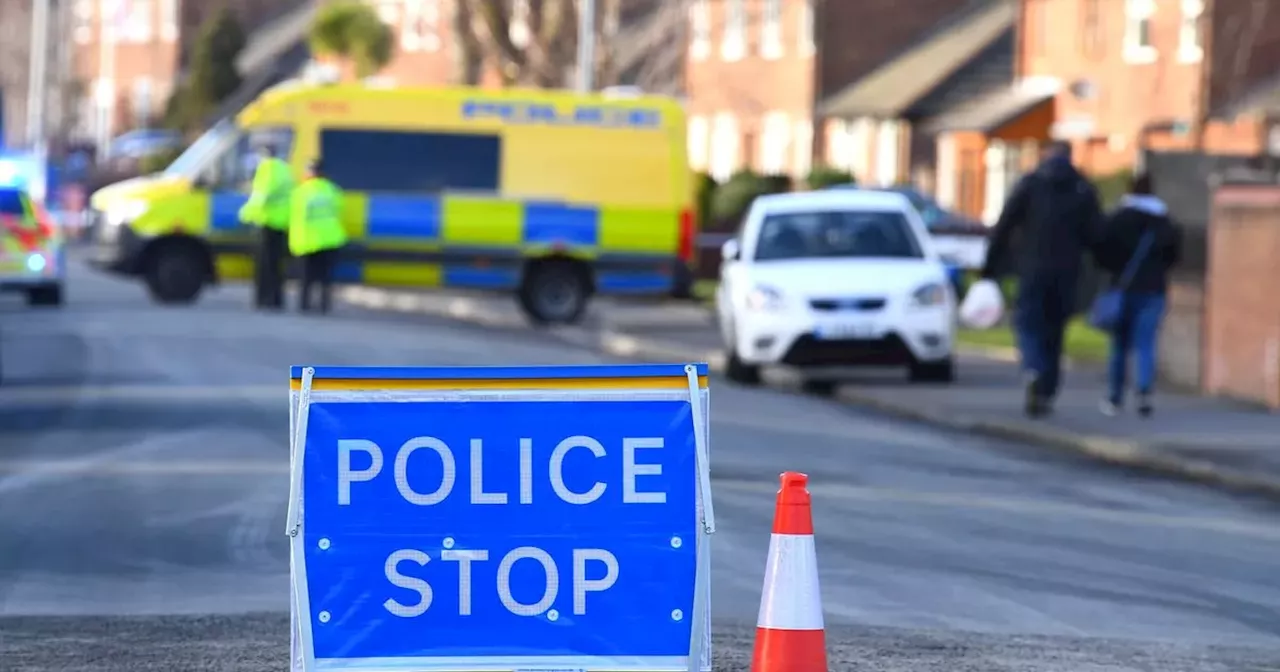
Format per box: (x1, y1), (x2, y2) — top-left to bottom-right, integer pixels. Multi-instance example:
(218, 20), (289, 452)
(957, 318), (1110, 362)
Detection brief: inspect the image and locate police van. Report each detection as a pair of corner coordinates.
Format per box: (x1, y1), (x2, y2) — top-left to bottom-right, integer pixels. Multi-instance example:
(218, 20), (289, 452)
(90, 79), (695, 324)
(0, 152), (64, 306)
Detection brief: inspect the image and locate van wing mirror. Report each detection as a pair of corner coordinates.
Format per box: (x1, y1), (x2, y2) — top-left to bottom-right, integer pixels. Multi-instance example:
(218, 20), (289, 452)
(721, 238), (741, 262)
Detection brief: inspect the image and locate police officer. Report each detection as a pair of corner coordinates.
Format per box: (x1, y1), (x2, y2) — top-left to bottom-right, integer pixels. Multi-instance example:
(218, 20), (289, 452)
(239, 143), (294, 310)
(289, 158), (347, 314)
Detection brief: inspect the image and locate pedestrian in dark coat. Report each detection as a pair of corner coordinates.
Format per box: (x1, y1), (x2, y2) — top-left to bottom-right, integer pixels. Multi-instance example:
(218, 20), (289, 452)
(1092, 173), (1181, 417)
(980, 141), (1104, 417)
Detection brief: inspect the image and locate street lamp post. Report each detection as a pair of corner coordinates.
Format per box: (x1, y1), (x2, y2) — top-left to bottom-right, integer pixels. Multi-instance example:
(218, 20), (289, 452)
(575, 0), (595, 92)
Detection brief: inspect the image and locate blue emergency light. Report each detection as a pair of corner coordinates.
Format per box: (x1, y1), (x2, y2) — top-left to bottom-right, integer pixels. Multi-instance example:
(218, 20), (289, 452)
(0, 153), (46, 201)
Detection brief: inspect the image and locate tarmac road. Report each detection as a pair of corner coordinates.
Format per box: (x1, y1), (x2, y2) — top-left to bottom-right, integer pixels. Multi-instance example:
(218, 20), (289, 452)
(3, 260), (1280, 671)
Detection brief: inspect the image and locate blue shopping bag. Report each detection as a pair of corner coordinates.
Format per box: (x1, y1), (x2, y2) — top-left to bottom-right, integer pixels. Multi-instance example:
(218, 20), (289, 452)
(1088, 231), (1154, 331)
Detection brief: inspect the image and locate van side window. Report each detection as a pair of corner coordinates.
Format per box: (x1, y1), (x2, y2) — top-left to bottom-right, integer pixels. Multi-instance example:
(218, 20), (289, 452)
(319, 129), (502, 193)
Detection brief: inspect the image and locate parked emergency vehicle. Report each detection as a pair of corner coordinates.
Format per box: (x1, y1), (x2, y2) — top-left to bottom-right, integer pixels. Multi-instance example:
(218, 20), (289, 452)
(0, 152), (64, 306)
(89, 78), (695, 324)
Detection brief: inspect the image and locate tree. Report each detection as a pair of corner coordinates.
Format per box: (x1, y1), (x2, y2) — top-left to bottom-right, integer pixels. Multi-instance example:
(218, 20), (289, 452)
(166, 8), (246, 131)
(309, 1), (395, 79)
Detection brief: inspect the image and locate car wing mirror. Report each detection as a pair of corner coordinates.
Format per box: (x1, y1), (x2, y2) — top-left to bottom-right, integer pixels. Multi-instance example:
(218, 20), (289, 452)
(721, 238), (741, 262)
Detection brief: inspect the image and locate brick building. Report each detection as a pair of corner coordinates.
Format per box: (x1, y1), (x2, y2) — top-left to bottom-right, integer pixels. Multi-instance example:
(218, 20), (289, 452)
(930, 0), (1280, 222)
(684, 0), (980, 182)
(72, 0), (303, 145)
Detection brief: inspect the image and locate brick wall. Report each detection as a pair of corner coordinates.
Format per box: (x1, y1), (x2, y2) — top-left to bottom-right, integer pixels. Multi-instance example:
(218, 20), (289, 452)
(1203, 185), (1280, 409)
(1159, 279), (1203, 390)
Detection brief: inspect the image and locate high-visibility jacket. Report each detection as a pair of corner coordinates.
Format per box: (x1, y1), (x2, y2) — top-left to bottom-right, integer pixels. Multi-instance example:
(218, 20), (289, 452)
(289, 177), (348, 257)
(238, 157), (294, 230)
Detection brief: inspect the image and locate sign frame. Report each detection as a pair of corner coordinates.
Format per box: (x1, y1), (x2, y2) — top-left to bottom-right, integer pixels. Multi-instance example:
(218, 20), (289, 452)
(287, 364), (714, 672)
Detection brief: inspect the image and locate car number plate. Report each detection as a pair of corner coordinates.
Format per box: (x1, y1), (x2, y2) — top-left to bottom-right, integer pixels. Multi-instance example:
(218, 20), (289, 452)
(815, 322), (879, 340)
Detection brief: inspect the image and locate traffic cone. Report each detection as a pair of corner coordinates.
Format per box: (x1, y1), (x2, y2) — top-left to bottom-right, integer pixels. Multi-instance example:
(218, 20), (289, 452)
(751, 471), (827, 672)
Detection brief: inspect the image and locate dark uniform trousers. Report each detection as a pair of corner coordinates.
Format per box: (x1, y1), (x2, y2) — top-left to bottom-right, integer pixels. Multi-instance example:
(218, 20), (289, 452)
(253, 226), (288, 308)
(299, 248), (339, 314)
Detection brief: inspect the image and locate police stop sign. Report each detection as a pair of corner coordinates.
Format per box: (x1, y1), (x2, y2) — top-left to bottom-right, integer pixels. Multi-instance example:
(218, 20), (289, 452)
(287, 364), (714, 672)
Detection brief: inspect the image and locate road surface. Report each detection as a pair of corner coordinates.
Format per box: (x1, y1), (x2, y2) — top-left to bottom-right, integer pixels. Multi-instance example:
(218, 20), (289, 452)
(3, 260), (1280, 671)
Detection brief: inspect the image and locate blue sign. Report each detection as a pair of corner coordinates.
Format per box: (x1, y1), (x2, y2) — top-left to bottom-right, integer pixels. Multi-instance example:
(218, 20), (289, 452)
(288, 364), (713, 672)
(462, 99), (663, 129)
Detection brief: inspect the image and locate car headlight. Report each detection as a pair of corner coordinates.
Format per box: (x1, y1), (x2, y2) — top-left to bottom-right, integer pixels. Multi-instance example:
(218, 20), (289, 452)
(26, 253), (47, 273)
(911, 282), (947, 307)
(745, 285), (785, 311)
(106, 199), (148, 226)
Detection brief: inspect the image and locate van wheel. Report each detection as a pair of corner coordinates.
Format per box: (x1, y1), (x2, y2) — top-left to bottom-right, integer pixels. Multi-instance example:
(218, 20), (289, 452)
(26, 283), (63, 307)
(144, 240), (208, 305)
(518, 259), (591, 325)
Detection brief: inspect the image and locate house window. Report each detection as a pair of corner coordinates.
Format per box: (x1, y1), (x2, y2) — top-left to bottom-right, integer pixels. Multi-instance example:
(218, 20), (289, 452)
(403, 0), (442, 52)
(761, 0), (783, 59)
(160, 0), (177, 41)
(826, 120), (850, 169)
(124, 0), (153, 43)
(1124, 0), (1157, 63)
(874, 120), (901, 186)
(721, 0), (746, 61)
(1081, 0), (1102, 57)
(689, 0), (710, 60)
(710, 113), (739, 181)
(799, 0), (815, 55)
(793, 119), (812, 176)
(132, 78), (153, 126)
(376, 1), (400, 25)
(510, 0), (531, 49)
(760, 112), (790, 174)
(688, 115), (709, 171)
(73, 1), (93, 44)
(1179, 0), (1204, 62)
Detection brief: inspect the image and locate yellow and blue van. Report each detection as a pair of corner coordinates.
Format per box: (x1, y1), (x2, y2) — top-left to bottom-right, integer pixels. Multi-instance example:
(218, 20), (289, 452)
(89, 81), (695, 323)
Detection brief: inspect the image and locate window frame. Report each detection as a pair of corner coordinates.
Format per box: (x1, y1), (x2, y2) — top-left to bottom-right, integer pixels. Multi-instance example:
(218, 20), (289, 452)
(1123, 0), (1157, 64)
(402, 0), (442, 53)
(721, 0), (746, 62)
(761, 0), (783, 60)
(798, 0), (815, 56)
(689, 0), (710, 60)
(1178, 0), (1204, 62)
(160, 0), (177, 41)
(73, 0), (93, 44)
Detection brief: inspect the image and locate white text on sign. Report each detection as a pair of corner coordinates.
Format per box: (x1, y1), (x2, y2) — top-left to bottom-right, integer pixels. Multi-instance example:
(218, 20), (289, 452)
(383, 547), (620, 618)
(336, 435), (668, 506)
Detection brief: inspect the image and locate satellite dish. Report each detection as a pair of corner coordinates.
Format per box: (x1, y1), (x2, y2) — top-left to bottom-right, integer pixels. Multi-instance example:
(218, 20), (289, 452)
(1069, 79), (1097, 101)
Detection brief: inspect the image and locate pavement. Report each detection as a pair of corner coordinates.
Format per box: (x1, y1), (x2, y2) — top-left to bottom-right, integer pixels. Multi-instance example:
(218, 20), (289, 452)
(337, 285), (1280, 500)
(4, 261), (1280, 670)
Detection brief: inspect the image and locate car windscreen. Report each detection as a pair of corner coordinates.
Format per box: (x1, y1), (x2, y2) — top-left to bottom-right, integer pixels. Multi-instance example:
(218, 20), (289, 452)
(0, 189), (26, 216)
(754, 209), (923, 261)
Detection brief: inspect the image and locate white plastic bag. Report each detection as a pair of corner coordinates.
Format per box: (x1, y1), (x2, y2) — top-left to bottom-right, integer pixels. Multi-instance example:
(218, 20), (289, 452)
(959, 279), (1005, 330)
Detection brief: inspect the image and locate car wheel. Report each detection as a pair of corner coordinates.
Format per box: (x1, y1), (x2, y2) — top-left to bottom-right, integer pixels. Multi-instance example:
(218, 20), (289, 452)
(909, 357), (955, 383)
(144, 240), (208, 305)
(26, 283), (63, 307)
(800, 379), (838, 396)
(724, 347), (762, 385)
(518, 259), (591, 326)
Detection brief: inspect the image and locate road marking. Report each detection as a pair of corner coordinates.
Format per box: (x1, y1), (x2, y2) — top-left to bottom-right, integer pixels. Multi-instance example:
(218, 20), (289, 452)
(0, 384), (285, 405)
(0, 458), (288, 477)
(716, 478), (1280, 540)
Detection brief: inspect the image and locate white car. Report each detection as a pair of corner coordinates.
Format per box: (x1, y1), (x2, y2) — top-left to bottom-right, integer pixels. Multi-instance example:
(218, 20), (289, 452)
(714, 189), (956, 389)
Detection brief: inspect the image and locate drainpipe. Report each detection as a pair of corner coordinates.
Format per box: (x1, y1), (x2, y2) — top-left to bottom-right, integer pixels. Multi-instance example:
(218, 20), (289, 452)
(1193, 0), (1216, 152)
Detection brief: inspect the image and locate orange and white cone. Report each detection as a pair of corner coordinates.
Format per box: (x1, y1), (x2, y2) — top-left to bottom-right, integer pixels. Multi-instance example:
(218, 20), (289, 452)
(751, 471), (827, 672)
